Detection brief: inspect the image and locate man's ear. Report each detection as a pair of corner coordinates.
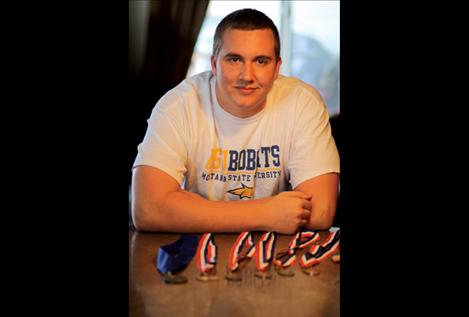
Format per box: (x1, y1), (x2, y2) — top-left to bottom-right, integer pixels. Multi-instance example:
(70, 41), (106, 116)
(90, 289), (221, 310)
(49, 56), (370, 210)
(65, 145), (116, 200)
(210, 55), (217, 76)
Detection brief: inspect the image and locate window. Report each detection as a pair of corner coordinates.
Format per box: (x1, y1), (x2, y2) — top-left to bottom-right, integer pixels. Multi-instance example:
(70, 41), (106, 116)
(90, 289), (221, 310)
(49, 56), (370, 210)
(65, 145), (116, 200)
(187, 0), (340, 116)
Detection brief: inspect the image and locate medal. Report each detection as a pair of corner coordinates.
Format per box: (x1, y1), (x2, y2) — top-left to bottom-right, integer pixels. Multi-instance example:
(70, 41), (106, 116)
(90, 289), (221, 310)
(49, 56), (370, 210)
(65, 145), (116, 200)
(163, 272), (188, 284)
(195, 233), (218, 282)
(274, 228), (320, 277)
(196, 272), (219, 282)
(301, 266), (320, 276)
(225, 266), (243, 281)
(227, 232), (256, 271)
(276, 266), (295, 277)
(254, 270), (273, 279)
(331, 253), (340, 263)
(225, 232), (256, 281)
(225, 254), (251, 281)
(300, 228), (340, 269)
(254, 232), (277, 279)
(156, 235), (198, 284)
(274, 250), (296, 277)
(294, 228), (321, 249)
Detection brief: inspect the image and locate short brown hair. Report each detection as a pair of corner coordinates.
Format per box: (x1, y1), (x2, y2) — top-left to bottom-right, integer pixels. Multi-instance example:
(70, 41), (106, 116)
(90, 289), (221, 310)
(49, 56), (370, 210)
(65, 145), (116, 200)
(212, 8), (281, 61)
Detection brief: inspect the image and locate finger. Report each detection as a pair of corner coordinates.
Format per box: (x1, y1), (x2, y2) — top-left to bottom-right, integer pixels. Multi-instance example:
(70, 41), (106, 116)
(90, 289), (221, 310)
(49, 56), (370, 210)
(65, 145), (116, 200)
(299, 219), (308, 227)
(301, 209), (311, 220)
(302, 200), (312, 210)
(289, 191), (312, 199)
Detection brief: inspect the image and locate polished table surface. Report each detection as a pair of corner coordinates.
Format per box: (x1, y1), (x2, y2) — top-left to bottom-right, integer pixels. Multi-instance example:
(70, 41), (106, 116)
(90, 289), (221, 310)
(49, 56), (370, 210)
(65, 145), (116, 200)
(129, 229), (340, 317)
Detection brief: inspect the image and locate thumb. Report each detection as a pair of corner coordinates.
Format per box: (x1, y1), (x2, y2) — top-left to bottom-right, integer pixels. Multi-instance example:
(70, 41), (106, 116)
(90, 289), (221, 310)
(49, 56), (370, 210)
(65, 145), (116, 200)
(292, 191), (312, 200)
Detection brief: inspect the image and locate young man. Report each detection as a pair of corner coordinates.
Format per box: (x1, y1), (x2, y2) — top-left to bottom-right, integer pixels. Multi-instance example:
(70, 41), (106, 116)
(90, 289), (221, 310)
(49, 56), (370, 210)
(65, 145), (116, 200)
(131, 9), (339, 234)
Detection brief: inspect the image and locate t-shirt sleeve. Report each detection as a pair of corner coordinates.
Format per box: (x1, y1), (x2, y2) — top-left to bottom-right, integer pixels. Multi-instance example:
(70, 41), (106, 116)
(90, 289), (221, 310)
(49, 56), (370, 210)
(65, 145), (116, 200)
(132, 93), (188, 185)
(287, 90), (340, 189)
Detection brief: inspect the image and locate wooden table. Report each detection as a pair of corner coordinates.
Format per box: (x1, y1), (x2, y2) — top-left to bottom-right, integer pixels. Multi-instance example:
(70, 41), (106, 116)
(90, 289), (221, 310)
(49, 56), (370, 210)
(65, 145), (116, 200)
(129, 230), (340, 317)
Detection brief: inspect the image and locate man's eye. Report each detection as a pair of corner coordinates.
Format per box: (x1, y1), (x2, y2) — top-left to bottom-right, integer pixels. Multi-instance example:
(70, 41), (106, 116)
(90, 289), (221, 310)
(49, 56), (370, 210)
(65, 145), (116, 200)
(228, 57), (240, 63)
(257, 58), (268, 65)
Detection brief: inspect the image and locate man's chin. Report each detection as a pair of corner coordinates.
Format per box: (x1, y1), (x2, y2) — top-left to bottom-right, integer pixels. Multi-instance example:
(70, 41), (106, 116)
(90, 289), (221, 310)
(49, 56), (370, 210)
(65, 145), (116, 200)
(233, 97), (265, 109)
(236, 103), (262, 110)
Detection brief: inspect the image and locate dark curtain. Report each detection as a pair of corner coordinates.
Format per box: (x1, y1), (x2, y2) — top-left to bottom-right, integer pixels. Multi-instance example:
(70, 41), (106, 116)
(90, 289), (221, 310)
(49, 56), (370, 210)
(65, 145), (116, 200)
(127, 1), (209, 225)
(127, 0), (209, 153)
(127, 0), (209, 156)
(142, 0), (209, 88)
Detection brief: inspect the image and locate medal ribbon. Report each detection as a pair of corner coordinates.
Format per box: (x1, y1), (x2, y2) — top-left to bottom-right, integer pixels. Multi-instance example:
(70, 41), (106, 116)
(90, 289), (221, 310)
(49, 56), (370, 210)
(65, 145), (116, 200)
(274, 228), (320, 268)
(227, 231), (256, 271)
(196, 233), (217, 274)
(157, 235), (198, 274)
(255, 231), (277, 272)
(299, 228), (340, 268)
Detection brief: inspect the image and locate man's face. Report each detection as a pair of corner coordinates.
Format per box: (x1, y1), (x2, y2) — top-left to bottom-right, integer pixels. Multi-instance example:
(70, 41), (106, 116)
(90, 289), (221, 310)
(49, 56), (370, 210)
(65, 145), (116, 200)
(211, 29), (282, 118)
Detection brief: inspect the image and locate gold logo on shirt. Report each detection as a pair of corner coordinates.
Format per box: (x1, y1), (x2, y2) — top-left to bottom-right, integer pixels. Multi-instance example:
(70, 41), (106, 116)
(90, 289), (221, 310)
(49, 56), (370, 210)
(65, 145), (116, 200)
(227, 183), (254, 199)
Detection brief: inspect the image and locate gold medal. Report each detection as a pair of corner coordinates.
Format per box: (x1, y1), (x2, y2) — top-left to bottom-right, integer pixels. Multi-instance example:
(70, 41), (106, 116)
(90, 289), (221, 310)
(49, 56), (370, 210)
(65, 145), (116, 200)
(254, 271), (273, 280)
(162, 272), (188, 284)
(301, 267), (319, 276)
(331, 254), (340, 263)
(276, 266), (295, 277)
(196, 273), (219, 282)
(225, 269), (243, 281)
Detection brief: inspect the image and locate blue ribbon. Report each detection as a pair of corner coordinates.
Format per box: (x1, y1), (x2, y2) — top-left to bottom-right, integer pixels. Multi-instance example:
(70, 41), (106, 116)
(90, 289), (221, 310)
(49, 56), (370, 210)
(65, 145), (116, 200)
(157, 235), (198, 274)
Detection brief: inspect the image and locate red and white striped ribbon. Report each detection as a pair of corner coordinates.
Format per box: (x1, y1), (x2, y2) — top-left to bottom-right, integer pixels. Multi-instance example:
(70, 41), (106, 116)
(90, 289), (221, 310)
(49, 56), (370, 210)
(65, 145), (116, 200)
(274, 228), (320, 268)
(299, 228), (340, 268)
(255, 231), (277, 272)
(196, 233), (217, 274)
(227, 231), (256, 272)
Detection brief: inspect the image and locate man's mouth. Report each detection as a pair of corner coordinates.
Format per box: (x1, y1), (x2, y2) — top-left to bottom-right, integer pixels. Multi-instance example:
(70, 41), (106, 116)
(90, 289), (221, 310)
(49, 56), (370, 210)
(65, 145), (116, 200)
(236, 86), (258, 94)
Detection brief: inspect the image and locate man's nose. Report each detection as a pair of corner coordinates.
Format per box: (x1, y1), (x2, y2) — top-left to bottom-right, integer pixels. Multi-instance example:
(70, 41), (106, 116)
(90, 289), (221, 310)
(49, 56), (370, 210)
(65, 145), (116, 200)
(239, 62), (254, 82)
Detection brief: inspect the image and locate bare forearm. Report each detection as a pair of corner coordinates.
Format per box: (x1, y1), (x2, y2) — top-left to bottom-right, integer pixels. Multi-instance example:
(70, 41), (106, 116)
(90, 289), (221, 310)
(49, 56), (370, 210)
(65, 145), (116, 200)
(305, 203), (336, 230)
(133, 190), (271, 233)
(131, 166), (312, 234)
(295, 173), (339, 230)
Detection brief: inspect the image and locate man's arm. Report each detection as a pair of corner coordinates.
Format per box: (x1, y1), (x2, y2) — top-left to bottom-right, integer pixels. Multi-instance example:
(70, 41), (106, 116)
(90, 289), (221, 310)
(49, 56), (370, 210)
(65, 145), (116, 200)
(131, 165), (312, 234)
(294, 172), (339, 230)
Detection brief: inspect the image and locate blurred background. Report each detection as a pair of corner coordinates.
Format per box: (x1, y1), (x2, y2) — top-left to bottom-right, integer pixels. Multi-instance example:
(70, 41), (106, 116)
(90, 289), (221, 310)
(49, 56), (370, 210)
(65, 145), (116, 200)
(128, 0), (341, 226)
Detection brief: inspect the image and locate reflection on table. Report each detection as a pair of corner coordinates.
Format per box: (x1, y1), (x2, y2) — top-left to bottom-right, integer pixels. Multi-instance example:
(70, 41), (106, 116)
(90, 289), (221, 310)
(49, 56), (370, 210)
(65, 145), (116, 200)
(129, 230), (340, 317)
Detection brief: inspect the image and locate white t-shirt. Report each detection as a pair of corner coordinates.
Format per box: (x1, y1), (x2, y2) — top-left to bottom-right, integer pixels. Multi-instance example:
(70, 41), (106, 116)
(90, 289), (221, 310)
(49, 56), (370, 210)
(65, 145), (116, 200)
(133, 71), (339, 201)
